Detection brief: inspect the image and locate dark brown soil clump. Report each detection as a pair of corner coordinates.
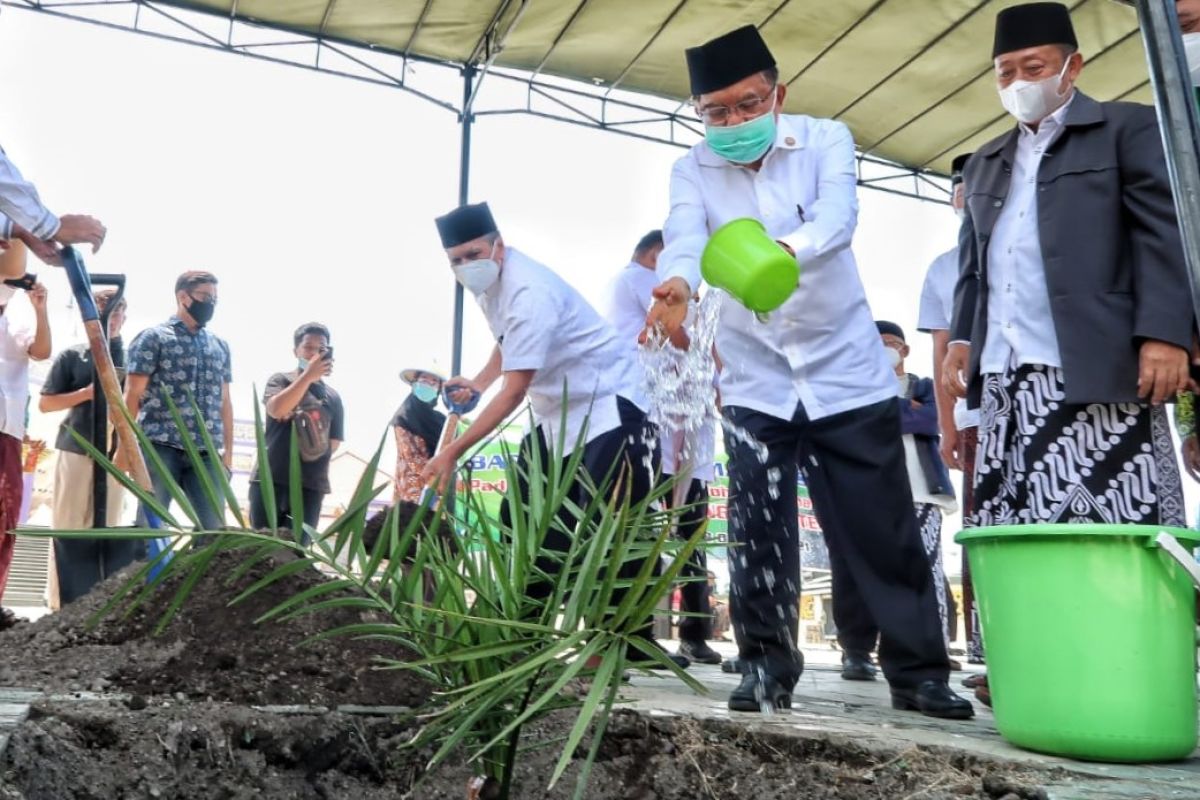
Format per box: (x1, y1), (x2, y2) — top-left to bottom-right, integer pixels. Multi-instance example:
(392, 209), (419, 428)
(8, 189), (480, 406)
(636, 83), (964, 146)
(1, 702), (1061, 800)
(0, 550), (428, 708)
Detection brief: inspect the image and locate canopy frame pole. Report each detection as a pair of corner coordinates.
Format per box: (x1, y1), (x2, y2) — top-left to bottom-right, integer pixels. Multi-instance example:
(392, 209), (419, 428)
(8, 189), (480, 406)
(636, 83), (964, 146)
(1133, 0), (1200, 333)
(452, 65), (476, 378)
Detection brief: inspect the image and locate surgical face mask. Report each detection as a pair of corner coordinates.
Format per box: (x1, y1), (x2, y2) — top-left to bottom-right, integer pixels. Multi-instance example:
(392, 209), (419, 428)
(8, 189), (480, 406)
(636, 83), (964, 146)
(297, 357), (310, 372)
(413, 383), (439, 404)
(704, 99), (778, 164)
(885, 347), (903, 369)
(452, 243), (501, 296)
(187, 295), (216, 327)
(1184, 33), (1200, 87)
(998, 57), (1072, 125)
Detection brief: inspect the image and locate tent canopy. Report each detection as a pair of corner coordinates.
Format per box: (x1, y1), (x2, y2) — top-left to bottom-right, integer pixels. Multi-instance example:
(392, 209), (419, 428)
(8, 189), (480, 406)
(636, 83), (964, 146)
(158, 0), (1147, 174)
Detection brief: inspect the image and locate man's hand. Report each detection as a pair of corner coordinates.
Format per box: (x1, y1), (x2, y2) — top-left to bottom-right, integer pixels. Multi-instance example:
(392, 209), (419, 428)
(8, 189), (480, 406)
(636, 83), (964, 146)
(1137, 340), (1189, 405)
(421, 449), (458, 496)
(942, 342), (970, 399)
(300, 353), (333, 383)
(26, 283), (47, 313)
(939, 425), (963, 471)
(54, 215), (106, 253)
(643, 277), (691, 342)
(222, 450), (234, 472)
(113, 444), (133, 474)
(444, 377), (482, 406)
(14, 227), (62, 266)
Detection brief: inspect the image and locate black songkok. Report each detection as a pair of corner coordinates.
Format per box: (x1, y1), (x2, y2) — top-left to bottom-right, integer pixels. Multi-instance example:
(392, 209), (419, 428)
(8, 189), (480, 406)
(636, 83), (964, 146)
(435, 202), (498, 249)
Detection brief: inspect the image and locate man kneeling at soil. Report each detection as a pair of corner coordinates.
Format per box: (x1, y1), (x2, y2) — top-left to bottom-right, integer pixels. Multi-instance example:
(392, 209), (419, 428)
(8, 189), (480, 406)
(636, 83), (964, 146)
(421, 202), (687, 670)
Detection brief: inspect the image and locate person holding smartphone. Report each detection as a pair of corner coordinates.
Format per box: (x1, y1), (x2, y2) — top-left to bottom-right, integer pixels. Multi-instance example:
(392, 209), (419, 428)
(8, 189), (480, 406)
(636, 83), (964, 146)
(249, 322), (344, 537)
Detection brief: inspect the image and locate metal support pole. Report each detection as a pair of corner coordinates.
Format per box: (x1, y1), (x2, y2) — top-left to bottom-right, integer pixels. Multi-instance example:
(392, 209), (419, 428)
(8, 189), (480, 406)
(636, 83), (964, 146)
(451, 65), (476, 377)
(1132, 0), (1200, 327)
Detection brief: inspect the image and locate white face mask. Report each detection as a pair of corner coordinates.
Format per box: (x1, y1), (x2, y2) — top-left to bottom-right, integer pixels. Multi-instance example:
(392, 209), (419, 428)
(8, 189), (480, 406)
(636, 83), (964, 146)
(1184, 33), (1200, 87)
(452, 242), (501, 297)
(885, 347), (903, 370)
(998, 57), (1072, 125)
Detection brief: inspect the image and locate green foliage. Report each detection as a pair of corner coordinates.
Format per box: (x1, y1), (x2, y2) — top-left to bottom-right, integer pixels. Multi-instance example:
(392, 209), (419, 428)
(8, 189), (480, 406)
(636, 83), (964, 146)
(37, 390), (709, 800)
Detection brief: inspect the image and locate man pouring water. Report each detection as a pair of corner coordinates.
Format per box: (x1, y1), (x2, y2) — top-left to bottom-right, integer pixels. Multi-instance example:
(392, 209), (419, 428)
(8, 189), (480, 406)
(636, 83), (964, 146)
(646, 25), (972, 718)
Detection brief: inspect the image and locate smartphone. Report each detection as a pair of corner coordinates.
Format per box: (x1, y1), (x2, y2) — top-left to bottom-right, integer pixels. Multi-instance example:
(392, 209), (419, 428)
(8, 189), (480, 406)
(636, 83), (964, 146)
(322, 346), (334, 361)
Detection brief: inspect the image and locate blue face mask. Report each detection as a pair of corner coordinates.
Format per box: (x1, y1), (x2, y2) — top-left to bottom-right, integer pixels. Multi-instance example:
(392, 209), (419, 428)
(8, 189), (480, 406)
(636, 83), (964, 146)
(704, 102), (778, 164)
(413, 383), (439, 404)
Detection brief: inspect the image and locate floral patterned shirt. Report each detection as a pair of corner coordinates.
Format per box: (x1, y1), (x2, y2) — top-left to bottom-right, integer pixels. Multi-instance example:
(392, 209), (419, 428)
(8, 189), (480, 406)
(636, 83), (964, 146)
(394, 427), (430, 503)
(127, 316), (232, 451)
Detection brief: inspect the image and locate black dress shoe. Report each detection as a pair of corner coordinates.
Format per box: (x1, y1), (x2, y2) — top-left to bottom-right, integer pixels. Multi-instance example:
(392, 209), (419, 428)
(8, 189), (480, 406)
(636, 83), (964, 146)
(840, 652), (877, 682)
(728, 669), (793, 712)
(721, 656), (744, 674)
(890, 680), (975, 720)
(628, 639), (691, 671)
(678, 640), (723, 665)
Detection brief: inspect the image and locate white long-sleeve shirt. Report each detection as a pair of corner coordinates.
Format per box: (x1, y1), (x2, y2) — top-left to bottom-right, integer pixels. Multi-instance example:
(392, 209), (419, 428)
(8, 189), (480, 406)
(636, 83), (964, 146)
(0, 147), (59, 240)
(979, 96), (1075, 374)
(478, 247), (643, 449)
(657, 114), (894, 422)
(917, 245), (980, 431)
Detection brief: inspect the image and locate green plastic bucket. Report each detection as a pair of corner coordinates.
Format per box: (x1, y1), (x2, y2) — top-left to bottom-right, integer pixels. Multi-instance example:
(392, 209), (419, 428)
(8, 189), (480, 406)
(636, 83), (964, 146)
(700, 218), (799, 313)
(956, 524), (1200, 762)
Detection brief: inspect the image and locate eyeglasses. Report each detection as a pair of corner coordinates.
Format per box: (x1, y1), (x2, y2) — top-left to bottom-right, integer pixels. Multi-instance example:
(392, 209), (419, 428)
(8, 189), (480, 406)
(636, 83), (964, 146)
(695, 87), (777, 125)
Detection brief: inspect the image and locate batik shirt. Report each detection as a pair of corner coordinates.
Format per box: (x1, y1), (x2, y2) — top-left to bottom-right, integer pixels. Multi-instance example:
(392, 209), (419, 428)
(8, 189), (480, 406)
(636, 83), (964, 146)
(127, 316), (232, 451)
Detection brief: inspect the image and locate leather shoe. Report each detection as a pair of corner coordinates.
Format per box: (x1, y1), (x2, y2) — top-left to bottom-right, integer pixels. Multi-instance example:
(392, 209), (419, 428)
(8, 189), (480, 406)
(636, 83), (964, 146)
(961, 672), (987, 689)
(720, 656), (744, 674)
(840, 652), (877, 682)
(890, 680), (975, 720)
(628, 639), (691, 671)
(728, 669), (793, 712)
(678, 640), (723, 665)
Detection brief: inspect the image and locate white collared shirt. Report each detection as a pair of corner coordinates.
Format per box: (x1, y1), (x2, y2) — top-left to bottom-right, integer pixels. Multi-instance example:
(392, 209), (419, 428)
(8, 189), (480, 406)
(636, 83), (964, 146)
(0, 313), (34, 440)
(657, 114), (895, 422)
(0, 147), (59, 240)
(477, 247), (642, 449)
(980, 95), (1076, 374)
(603, 262), (717, 482)
(917, 245), (980, 431)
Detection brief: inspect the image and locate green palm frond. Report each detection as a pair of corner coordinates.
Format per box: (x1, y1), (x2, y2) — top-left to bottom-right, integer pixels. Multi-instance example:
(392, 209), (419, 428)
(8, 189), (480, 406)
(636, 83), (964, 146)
(29, 397), (712, 800)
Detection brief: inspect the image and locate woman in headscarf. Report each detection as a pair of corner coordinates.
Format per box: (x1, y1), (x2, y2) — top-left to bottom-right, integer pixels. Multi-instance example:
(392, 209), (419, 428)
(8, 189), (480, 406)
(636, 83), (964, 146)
(392, 368), (446, 503)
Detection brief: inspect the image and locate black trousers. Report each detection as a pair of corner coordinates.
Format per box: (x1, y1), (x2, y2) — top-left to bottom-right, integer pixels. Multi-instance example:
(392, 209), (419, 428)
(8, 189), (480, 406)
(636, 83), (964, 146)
(54, 538), (145, 606)
(249, 482), (323, 542)
(723, 399), (949, 687)
(501, 398), (660, 637)
(665, 477), (712, 643)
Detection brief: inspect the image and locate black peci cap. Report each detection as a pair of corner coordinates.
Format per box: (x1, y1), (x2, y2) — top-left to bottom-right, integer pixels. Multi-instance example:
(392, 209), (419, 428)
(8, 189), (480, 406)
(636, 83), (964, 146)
(435, 202), (499, 249)
(685, 25), (777, 96)
(993, 2), (1077, 59)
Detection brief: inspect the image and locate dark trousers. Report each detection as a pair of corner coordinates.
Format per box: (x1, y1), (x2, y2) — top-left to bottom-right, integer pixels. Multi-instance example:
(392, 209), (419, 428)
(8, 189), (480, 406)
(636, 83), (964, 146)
(834, 502), (950, 656)
(249, 482), (323, 541)
(667, 477), (712, 643)
(138, 443), (226, 531)
(54, 538), (145, 605)
(501, 398), (660, 637)
(723, 399), (949, 688)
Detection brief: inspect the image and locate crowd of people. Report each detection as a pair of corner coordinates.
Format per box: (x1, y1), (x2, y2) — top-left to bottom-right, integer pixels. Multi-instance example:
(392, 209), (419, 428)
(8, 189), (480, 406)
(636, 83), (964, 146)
(0, 0), (1197, 726)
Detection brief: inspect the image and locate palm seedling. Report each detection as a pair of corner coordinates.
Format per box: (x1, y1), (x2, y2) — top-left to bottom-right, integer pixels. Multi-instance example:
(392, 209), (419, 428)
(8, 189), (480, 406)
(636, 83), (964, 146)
(33, 389), (710, 800)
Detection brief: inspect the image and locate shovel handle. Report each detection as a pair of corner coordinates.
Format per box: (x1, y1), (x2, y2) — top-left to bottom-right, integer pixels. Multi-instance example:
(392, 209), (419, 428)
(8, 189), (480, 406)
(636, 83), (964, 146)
(1153, 532), (1200, 590)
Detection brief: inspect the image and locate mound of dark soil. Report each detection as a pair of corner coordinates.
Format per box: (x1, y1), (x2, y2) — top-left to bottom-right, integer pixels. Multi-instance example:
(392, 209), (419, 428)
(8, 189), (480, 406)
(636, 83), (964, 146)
(0, 702), (1059, 800)
(0, 549), (428, 708)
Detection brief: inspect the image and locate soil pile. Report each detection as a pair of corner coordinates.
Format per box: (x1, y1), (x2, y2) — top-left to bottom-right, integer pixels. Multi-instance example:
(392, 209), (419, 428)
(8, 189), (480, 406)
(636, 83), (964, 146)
(1, 703), (1060, 800)
(0, 550), (428, 708)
